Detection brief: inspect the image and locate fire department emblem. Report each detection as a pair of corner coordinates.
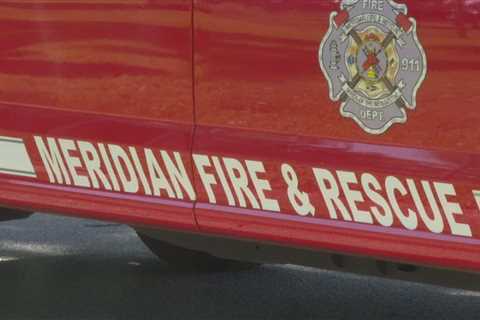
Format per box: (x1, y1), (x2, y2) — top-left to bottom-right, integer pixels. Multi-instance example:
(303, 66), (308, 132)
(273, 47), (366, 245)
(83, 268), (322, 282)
(319, 0), (427, 134)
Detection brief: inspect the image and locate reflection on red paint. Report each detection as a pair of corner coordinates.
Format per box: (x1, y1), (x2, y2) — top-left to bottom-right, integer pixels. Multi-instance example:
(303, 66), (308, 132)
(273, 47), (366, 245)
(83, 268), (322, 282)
(0, 1), (193, 121)
(193, 0), (480, 271)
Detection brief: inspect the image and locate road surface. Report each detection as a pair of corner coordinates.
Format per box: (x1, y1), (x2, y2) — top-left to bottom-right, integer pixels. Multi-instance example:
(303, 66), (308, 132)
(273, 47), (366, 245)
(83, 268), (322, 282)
(0, 213), (479, 320)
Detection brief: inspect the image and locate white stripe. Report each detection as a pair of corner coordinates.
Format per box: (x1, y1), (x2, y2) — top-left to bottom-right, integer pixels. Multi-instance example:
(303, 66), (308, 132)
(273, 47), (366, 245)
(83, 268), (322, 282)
(0, 169), (36, 178)
(474, 190), (480, 213)
(0, 136), (36, 177)
(0, 136), (22, 143)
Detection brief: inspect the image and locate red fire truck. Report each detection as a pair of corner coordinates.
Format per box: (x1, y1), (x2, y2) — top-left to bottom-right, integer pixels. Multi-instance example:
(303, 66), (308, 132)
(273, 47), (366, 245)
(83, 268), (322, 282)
(0, 0), (479, 289)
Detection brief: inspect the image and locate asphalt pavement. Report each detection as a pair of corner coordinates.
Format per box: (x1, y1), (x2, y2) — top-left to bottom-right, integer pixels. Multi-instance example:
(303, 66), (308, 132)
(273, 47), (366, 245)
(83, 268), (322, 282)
(0, 213), (479, 320)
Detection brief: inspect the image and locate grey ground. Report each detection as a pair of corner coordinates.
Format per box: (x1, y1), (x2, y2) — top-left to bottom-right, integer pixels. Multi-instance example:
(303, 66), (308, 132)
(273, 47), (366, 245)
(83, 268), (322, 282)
(0, 213), (479, 320)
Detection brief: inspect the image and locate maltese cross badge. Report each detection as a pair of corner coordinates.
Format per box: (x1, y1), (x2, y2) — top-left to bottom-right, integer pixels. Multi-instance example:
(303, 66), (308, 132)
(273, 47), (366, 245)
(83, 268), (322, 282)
(319, 0), (427, 134)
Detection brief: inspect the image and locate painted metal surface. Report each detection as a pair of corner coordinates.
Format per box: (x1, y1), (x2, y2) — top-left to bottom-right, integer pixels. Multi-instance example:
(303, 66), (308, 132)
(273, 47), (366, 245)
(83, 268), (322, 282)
(0, 0), (479, 273)
(193, 0), (480, 271)
(0, 1), (197, 230)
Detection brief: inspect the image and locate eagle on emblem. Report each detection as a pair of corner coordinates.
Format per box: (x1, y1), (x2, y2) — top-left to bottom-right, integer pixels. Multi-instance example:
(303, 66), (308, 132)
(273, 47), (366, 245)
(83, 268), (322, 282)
(319, 0), (427, 135)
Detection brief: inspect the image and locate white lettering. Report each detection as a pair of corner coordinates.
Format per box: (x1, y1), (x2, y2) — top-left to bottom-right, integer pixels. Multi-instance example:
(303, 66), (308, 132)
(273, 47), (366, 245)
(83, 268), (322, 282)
(193, 154), (217, 204)
(145, 149), (175, 198)
(98, 143), (120, 192)
(246, 160), (280, 212)
(160, 151), (196, 201)
(407, 179), (444, 234)
(361, 173), (393, 227)
(129, 147), (152, 196)
(34, 136), (71, 185)
(223, 158), (260, 209)
(313, 168), (352, 221)
(108, 144), (139, 194)
(386, 176), (418, 230)
(78, 141), (112, 190)
(435, 183), (472, 237)
(59, 139), (90, 188)
(337, 171), (373, 224)
(212, 156), (236, 206)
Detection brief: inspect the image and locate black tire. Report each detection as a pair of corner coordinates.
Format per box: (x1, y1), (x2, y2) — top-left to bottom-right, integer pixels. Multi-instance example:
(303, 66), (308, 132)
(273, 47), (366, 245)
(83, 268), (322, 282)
(136, 231), (258, 272)
(0, 208), (32, 222)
